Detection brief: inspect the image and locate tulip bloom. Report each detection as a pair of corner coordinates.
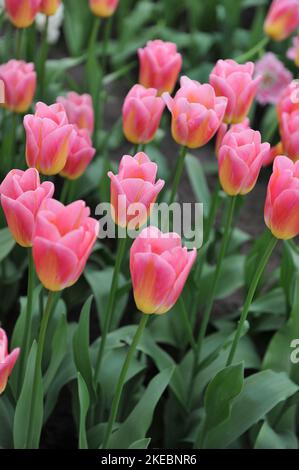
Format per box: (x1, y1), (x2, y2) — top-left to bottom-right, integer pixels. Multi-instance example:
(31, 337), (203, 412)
(108, 152), (165, 228)
(138, 40), (182, 95)
(24, 102), (75, 175)
(5, 0), (41, 28)
(122, 85), (165, 144)
(0, 329), (20, 395)
(163, 76), (227, 149)
(264, 0), (299, 41)
(265, 155), (299, 239)
(57, 92), (94, 135)
(89, 0), (119, 17)
(215, 118), (250, 157)
(32, 199), (99, 291)
(210, 59), (261, 124)
(0, 168), (54, 247)
(130, 226), (197, 314)
(39, 0), (61, 15)
(0, 60), (36, 113)
(280, 111), (299, 161)
(60, 128), (96, 180)
(277, 82), (299, 122)
(218, 128), (270, 195)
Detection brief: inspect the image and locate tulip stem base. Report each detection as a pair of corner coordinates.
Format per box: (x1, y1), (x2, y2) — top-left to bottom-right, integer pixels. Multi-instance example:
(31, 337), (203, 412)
(102, 314), (149, 449)
(169, 146), (187, 205)
(226, 231), (277, 366)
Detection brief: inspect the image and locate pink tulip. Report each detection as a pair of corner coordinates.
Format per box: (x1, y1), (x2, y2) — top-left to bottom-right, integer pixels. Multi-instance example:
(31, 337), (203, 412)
(89, 0), (119, 17)
(130, 226), (197, 314)
(265, 155), (299, 239)
(280, 110), (299, 161)
(263, 141), (284, 167)
(277, 82), (299, 122)
(5, 0), (42, 28)
(218, 128), (270, 195)
(287, 35), (299, 66)
(0, 168), (54, 247)
(255, 53), (293, 106)
(39, 0), (61, 15)
(24, 102), (75, 175)
(108, 152), (164, 228)
(264, 0), (299, 41)
(0, 328), (20, 395)
(210, 59), (261, 124)
(215, 118), (250, 156)
(57, 92), (94, 135)
(32, 199), (99, 291)
(138, 40), (182, 95)
(163, 76), (227, 149)
(0, 60), (36, 113)
(122, 84), (165, 144)
(60, 127), (96, 180)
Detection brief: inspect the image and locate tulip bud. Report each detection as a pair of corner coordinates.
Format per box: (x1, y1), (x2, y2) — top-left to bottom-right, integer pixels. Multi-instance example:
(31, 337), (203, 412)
(57, 92), (94, 135)
(32, 199), (99, 291)
(163, 76), (227, 149)
(39, 0), (61, 16)
(24, 102), (75, 175)
(0, 60), (36, 114)
(89, 0), (119, 17)
(5, 0), (42, 28)
(60, 128), (96, 180)
(0, 168), (54, 247)
(264, 0), (299, 41)
(130, 226), (197, 314)
(218, 128), (270, 195)
(122, 85), (165, 144)
(210, 59), (261, 125)
(138, 40), (182, 95)
(108, 152), (165, 228)
(0, 328), (20, 395)
(265, 155), (299, 239)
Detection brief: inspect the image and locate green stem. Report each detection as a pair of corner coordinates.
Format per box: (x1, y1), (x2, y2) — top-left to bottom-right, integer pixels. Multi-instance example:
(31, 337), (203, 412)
(26, 290), (58, 448)
(178, 297), (197, 354)
(87, 17), (101, 148)
(16, 249), (35, 395)
(60, 179), (71, 204)
(102, 17), (112, 76)
(15, 28), (24, 59)
(6, 113), (18, 172)
(132, 143), (141, 154)
(234, 36), (269, 63)
(169, 146), (187, 205)
(102, 314), (149, 448)
(94, 236), (127, 385)
(38, 16), (49, 99)
(226, 232), (277, 366)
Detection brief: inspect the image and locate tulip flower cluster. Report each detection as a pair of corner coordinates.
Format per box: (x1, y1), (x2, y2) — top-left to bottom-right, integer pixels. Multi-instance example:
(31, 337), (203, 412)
(4, 0), (61, 28)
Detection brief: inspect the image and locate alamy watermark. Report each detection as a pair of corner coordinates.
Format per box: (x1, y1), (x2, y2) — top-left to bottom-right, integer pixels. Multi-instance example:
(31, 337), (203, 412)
(0, 79), (5, 105)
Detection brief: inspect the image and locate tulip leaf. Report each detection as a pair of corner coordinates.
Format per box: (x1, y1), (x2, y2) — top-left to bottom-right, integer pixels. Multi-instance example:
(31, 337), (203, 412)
(254, 420), (298, 449)
(129, 438), (151, 449)
(0, 228), (15, 263)
(44, 311), (68, 394)
(185, 154), (210, 217)
(0, 395), (14, 448)
(77, 373), (90, 450)
(107, 366), (174, 449)
(13, 341), (44, 449)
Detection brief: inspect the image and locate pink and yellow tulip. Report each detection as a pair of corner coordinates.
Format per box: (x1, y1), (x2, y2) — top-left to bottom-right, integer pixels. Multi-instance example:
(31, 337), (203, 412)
(215, 118), (250, 156)
(264, 0), (299, 41)
(24, 102), (75, 175)
(163, 76), (227, 149)
(89, 0), (119, 17)
(57, 92), (94, 136)
(0, 168), (54, 247)
(0, 328), (20, 395)
(280, 111), (299, 161)
(5, 0), (41, 28)
(32, 199), (99, 291)
(122, 84), (165, 144)
(130, 226), (197, 314)
(218, 128), (270, 195)
(60, 127), (96, 180)
(0, 60), (36, 114)
(39, 0), (61, 15)
(138, 40), (182, 95)
(265, 155), (299, 239)
(277, 82), (299, 121)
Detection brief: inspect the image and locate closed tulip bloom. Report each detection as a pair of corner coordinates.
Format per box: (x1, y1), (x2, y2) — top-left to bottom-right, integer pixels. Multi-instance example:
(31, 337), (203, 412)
(218, 128), (270, 195)
(0, 329), (20, 395)
(210, 59), (261, 124)
(130, 226), (197, 314)
(0, 60), (36, 113)
(39, 0), (61, 15)
(89, 0), (119, 17)
(277, 82), (299, 122)
(138, 40), (182, 95)
(0, 168), (54, 247)
(24, 102), (75, 175)
(264, 0), (299, 41)
(122, 85), (165, 144)
(215, 118), (250, 156)
(57, 92), (94, 135)
(163, 76), (227, 149)
(60, 128), (96, 180)
(265, 155), (299, 239)
(280, 111), (299, 161)
(108, 152), (164, 228)
(33, 199), (99, 291)
(5, 0), (41, 28)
